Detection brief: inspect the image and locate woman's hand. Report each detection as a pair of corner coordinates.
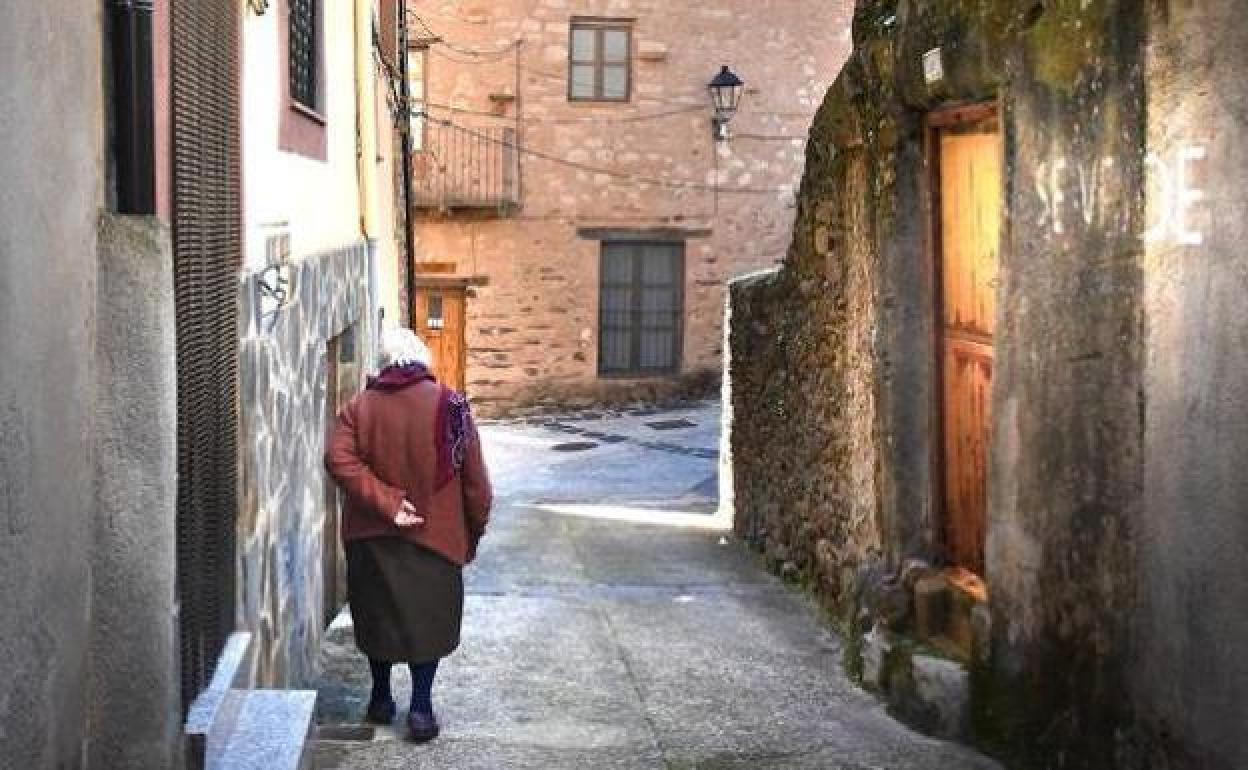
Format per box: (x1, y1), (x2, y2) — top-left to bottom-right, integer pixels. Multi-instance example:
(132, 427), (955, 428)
(394, 500), (425, 528)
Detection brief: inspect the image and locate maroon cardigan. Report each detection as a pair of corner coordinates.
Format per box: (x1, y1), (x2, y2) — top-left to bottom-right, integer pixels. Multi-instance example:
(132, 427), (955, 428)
(324, 379), (492, 566)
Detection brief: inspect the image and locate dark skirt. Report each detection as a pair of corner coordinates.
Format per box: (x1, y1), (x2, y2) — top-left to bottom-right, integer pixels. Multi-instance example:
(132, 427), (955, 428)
(346, 537), (464, 663)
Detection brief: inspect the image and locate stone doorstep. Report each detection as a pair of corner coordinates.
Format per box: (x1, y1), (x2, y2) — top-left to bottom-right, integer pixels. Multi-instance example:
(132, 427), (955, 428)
(187, 632), (255, 769)
(913, 567), (988, 662)
(211, 689), (318, 770)
(908, 654), (971, 740)
(859, 628), (971, 741)
(186, 631), (319, 770)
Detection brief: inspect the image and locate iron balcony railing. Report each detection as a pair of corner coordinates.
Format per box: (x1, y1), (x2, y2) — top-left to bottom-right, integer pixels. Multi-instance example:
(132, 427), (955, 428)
(411, 120), (519, 210)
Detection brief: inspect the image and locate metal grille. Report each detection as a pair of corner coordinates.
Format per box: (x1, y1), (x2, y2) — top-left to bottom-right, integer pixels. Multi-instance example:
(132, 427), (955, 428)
(599, 241), (684, 376)
(172, 0), (242, 713)
(411, 122), (519, 210)
(289, 0), (317, 109)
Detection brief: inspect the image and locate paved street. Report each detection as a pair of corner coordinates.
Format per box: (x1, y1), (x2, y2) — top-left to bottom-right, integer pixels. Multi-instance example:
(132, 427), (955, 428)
(312, 402), (998, 769)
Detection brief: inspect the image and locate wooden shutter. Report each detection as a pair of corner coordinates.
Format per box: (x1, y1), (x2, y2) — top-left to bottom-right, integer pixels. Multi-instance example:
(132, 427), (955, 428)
(379, 0), (399, 71)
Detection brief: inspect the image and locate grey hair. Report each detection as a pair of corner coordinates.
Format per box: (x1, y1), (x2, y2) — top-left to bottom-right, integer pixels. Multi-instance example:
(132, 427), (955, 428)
(378, 326), (433, 369)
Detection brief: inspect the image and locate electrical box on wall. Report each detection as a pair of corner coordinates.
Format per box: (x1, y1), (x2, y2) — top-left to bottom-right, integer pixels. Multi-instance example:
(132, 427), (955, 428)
(923, 47), (945, 86)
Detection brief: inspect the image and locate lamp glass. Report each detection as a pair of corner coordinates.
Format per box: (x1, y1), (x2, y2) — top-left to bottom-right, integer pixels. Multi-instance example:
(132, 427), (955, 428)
(708, 65), (744, 119)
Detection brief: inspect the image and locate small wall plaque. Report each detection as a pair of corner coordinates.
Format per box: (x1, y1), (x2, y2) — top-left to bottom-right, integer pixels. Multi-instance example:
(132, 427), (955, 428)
(923, 47), (945, 85)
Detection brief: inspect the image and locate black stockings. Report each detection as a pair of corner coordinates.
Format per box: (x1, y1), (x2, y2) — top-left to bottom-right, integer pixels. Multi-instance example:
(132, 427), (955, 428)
(368, 657), (441, 716)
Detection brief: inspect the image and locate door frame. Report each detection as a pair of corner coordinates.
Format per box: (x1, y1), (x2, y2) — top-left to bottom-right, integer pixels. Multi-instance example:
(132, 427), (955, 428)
(922, 100), (1004, 574)
(412, 277), (472, 391)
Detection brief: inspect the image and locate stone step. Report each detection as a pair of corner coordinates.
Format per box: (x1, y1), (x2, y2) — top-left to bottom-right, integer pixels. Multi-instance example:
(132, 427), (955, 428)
(187, 632), (255, 770)
(209, 689), (318, 770)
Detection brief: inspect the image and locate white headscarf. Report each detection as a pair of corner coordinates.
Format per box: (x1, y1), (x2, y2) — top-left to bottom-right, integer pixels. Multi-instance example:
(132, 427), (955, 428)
(378, 326), (433, 370)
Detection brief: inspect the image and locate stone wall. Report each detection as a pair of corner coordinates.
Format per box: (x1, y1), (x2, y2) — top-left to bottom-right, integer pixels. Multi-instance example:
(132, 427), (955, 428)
(729, 1), (1246, 767)
(408, 0), (854, 414)
(1134, 3), (1248, 767)
(238, 242), (370, 687)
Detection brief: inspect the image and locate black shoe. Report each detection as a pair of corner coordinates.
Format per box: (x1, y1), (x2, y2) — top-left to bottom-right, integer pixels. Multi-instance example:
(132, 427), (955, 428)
(406, 710), (440, 743)
(364, 695), (396, 724)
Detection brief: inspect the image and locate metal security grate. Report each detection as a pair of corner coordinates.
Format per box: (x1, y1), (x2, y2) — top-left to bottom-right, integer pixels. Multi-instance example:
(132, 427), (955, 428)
(289, 0), (317, 109)
(172, 0), (242, 713)
(599, 241), (684, 376)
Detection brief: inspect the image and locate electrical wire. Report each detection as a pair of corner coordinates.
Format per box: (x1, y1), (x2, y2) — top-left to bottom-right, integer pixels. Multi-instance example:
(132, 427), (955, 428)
(408, 2), (541, 58)
(735, 133), (808, 142)
(416, 111), (795, 195)
(421, 99), (704, 125)
(428, 43), (820, 118)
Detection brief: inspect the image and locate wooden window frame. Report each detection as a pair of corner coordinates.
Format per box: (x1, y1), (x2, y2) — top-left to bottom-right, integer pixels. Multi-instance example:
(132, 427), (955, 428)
(279, 0), (327, 160)
(568, 20), (633, 103)
(598, 240), (685, 378)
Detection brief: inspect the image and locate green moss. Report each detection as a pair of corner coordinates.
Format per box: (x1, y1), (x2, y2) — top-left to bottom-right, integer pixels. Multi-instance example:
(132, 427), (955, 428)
(880, 638), (914, 693)
(1024, 0), (1115, 94)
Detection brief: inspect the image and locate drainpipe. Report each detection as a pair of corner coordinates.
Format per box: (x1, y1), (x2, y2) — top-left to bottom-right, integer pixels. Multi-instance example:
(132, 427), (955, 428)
(110, 0), (156, 215)
(398, 6), (418, 327)
(352, 0), (370, 241)
(352, 0), (382, 361)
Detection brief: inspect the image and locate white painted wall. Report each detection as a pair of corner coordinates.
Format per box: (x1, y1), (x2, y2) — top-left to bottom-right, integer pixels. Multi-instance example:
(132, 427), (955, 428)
(242, 1), (364, 270)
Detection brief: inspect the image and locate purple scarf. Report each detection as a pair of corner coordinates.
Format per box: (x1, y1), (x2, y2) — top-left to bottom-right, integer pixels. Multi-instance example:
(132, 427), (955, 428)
(368, 363), (472, 490)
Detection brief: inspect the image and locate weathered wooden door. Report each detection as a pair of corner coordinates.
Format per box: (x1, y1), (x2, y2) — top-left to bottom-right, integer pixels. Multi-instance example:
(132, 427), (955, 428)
(936, 115), (1001, 575)
(413, 288), (466, 391)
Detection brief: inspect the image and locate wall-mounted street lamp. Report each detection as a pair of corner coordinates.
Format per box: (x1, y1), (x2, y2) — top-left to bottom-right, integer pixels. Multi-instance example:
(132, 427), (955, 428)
(708, 65), (745, 142)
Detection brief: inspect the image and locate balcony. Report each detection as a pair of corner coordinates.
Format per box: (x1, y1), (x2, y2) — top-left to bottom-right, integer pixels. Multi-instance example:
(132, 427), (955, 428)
(411, 121), (519, 211)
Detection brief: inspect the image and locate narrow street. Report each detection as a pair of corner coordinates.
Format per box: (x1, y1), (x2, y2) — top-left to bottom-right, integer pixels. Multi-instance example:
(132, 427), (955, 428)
(311, 403), (998, 769)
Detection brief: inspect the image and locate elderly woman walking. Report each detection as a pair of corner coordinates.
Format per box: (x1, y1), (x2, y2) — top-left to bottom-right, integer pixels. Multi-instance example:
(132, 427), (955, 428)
(325, 327), (492, 743)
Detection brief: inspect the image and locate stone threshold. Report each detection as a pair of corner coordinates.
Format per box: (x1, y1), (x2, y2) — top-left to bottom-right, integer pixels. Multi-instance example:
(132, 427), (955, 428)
(186, 632), (319, 770)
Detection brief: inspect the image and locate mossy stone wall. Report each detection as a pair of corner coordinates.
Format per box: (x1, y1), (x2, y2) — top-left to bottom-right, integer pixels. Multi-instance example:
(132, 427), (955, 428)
(726, 0), (1244, 767)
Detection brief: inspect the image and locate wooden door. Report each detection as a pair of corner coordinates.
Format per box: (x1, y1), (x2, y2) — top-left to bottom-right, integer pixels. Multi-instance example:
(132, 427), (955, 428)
(323, 334), (343, 626)
(936, 116), (1001, 575)
(413, 287), (466, 391)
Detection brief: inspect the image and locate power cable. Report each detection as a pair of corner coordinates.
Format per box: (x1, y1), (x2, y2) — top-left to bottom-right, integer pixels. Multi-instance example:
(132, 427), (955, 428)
(416, 111), (794, 195)
(735, 133), (808, 142)
(421, 99), (704, 125)
(408, 2), (540, 58)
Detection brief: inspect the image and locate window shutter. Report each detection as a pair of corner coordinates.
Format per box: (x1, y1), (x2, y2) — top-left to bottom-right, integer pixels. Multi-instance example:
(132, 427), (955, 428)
(171, 0), (242, 713)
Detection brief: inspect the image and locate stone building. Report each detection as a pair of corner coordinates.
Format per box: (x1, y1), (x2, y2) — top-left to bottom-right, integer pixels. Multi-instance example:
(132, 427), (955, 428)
(1, 2), (405, 767)
(728, 1), (1247, 768)
(401, 0), (853, 413)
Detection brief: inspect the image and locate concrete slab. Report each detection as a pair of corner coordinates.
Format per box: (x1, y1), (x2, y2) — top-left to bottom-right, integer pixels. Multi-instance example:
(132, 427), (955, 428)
(315, 738), (664, 769)
(215, 690), (317, 770)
